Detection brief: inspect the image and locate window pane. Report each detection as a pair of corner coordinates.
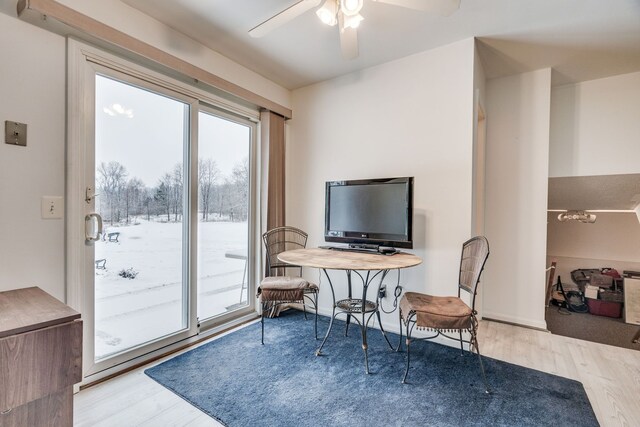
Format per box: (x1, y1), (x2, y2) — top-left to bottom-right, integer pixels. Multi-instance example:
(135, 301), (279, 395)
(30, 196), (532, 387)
(94, 74), (188, 360)
(197, 111), (251, 320)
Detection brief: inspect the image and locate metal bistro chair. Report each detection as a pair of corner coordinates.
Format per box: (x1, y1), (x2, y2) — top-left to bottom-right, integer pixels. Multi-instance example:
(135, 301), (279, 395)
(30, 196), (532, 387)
(399, 236), (491, 392)
(258, 226), (319, 344)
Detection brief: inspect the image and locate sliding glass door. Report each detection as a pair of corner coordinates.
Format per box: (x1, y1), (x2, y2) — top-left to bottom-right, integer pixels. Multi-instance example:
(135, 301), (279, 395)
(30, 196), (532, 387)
(93, 74), (192, 362)
(69, 40), (257, 378)
(197, 109), (254, 322)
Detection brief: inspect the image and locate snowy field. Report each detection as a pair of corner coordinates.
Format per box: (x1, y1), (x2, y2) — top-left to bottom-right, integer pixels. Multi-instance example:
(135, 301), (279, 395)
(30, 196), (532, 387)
(94, 219), (248, 359)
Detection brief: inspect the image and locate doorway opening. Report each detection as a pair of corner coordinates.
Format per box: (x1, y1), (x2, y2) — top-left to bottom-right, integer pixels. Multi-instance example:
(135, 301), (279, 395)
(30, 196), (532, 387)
(545, 173), (640, 350)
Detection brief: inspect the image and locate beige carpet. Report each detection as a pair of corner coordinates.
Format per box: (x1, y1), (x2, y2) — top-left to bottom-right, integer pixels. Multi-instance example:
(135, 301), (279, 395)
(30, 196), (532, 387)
(546, 306), (640, 351)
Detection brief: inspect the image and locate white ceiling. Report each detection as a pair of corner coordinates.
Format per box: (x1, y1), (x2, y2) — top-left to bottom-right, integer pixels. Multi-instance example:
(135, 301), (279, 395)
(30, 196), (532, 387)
(548, 174), (640, 211)
(120, 0), (640, 90)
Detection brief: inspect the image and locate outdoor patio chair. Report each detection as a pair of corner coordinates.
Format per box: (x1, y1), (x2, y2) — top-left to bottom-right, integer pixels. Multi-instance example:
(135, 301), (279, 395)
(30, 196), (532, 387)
(258, 226), (318, 344)
(398, 236), (491, 392)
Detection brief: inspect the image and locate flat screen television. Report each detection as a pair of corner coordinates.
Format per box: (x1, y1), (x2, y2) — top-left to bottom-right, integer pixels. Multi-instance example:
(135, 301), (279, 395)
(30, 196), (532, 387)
(324, 177), (414, 249)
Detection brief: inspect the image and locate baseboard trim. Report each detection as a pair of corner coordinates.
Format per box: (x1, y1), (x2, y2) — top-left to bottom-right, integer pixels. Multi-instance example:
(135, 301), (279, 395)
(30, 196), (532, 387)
(482, 312), (548, 332)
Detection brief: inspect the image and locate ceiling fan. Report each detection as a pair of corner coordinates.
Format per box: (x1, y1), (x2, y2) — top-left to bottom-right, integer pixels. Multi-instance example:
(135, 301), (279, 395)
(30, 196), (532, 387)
(249, 0), (461, 60)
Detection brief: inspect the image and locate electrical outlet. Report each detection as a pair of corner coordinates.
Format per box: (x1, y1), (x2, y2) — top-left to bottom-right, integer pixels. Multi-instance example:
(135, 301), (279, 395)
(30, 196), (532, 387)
(378, 286), (386, 299)
(41, 196), (64, 219)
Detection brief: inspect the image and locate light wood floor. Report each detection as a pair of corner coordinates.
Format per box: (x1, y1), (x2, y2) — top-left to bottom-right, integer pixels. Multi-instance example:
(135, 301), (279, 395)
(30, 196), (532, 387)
(75, 319), (640, 427)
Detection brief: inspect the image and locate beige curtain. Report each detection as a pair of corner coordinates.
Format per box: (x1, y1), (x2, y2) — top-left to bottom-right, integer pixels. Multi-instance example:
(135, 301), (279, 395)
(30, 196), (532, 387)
(260, 110), (286, 278)
(261, 110), (286, 231)
(260, 110), (287, 317)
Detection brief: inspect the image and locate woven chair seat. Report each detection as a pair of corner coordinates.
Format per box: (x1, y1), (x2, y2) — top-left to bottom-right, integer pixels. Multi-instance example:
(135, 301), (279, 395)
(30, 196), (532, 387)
(259, 226), (319, 344)
(399, 236), (490, 390)
(258, 276), (318, 302)
(400, 292), (472, 330)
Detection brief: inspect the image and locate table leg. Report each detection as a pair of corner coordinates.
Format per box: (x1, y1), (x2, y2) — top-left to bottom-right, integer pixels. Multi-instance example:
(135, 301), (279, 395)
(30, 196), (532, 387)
(361, 272), (371, 374)
(361, 309), (370, 374)
(316, 267), (394, 372)
(377, 309), (395, 351)
(316, 269), (336, 356)
(345, 270), (352, 337)
(375, 270), (395, 351)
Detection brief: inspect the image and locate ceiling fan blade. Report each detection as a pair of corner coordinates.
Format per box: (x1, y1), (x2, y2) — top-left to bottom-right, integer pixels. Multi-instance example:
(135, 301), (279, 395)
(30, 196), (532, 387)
(249, 0), (322, 38)
(338, 14), (359, 60)
(372, 0), (460, 16)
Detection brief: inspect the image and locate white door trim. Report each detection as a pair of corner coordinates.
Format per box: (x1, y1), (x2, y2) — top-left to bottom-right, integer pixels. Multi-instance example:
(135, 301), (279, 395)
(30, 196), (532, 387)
(67, 38), (260, 381)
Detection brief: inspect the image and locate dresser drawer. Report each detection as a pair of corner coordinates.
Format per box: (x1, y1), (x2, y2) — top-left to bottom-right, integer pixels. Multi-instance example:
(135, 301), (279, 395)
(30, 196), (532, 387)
(0, 320), (82, 412)
(0, 386), (73, 427)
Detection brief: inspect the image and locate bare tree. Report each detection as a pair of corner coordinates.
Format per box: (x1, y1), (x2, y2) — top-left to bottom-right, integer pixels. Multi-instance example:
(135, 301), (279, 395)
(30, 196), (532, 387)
(97, 161), (128, 225)
(198, 158), (220, 221)
(156, 173), (172, 222)
(142, 188), (154, 221)
(124, 177), (144, 224)
(230, 157), (249, 222)
(214, 182), (228, 219)
(171, 163), (183, 222)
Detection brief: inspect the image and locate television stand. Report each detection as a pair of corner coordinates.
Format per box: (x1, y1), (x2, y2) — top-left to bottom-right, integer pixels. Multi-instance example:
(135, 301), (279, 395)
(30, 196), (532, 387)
(320, 245), (398, 255)
(348, 243), (379, 251)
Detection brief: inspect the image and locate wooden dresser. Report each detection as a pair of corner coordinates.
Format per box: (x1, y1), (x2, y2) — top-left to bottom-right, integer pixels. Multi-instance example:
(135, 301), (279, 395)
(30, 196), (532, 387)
(0, 287), (82, 427)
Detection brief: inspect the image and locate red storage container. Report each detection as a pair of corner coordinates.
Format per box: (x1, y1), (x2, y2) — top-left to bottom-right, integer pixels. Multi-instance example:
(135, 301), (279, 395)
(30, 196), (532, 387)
(586, 298), (622, 318)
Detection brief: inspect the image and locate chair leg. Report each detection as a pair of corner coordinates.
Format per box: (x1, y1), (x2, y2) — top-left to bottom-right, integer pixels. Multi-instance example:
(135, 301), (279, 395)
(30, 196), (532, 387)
(402, 316), (412, 383)
(472, 331), (491, 394)
(314, 292), (318, 340)
(261, 302), (265, 345)
(303, 300), (308, 320)
(458, 330), (464, 356)
(396, 309), (403, 352)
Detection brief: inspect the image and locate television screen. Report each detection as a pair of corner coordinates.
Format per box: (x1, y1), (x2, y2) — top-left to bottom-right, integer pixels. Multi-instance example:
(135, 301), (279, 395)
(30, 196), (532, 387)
(325, 177), (413, 249)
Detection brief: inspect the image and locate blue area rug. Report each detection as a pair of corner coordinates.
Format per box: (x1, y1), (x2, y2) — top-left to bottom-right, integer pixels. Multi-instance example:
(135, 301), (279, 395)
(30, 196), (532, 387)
(146, 310), (599, 427)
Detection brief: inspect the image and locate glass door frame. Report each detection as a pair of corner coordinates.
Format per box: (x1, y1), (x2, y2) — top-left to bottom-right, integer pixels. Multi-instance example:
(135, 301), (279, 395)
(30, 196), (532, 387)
(67, 39), (259, 381)
(197, 104), (258, 330)
(77, 60), (199, 377)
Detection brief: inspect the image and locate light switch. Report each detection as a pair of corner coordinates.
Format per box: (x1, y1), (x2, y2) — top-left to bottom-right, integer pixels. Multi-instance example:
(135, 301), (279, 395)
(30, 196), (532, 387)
(42, 196), (64, 219)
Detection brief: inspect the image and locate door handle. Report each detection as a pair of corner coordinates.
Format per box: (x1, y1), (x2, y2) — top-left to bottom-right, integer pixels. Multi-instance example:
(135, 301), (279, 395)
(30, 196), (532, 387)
(85, 213), (103, 242)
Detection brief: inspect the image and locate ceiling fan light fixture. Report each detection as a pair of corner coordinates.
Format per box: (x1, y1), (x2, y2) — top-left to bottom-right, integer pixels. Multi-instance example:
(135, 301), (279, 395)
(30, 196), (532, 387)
(316, 0), (338, 26)
(340, 0), (364, 16)
(343, 13), (364, 29)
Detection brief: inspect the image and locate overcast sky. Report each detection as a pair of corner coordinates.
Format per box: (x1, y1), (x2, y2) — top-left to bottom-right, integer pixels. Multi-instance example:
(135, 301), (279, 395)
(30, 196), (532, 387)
(95, 75), (249, 187)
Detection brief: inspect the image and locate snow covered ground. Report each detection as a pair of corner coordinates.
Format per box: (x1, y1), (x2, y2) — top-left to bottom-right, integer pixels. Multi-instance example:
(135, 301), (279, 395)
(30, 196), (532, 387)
(94, 219), (248, 359)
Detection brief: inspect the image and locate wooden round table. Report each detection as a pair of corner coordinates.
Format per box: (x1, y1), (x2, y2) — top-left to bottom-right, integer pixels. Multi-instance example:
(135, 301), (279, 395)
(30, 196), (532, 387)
(278, 248), (422, 270)
(278, 248), (422, 374)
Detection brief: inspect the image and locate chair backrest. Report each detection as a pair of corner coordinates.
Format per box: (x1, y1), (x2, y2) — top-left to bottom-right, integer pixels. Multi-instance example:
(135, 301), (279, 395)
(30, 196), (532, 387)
(263, 226), (308, 277)
(458, 236), (490, 308)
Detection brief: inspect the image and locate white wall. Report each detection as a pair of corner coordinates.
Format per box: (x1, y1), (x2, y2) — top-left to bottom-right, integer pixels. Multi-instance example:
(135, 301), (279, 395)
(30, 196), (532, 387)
(473, 41), (487, 111)
(56, 0), (291, 110)
(0, 12), (66, 300)
(472, 41), (487, 236)
(549, 71), (640, 178)
(483, 69), (552, 329)
(546, 71), (640, 297)
(547, 212), (640, 262)
(547, 211), (640, 287)
(288, 38), (477, 332)
(0, 3), (291, 302)
(472, 43), (487, 315)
